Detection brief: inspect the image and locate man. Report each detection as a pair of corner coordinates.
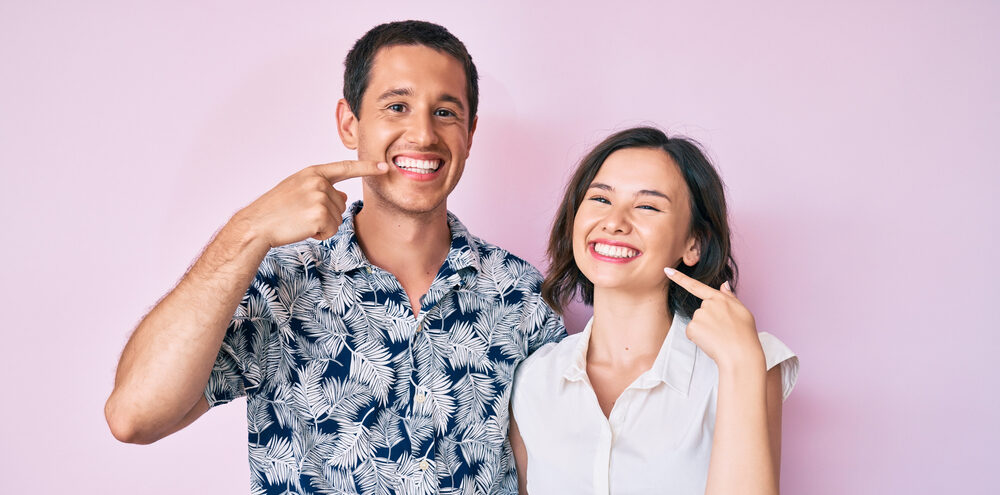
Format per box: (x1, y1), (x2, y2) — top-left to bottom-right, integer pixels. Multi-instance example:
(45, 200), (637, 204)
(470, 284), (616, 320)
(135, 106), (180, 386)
(105, 20), (565, 495)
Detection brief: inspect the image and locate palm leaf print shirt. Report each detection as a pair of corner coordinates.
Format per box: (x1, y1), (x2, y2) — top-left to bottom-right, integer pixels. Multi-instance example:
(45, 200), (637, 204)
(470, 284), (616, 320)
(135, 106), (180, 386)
(205, 201), (566, 495)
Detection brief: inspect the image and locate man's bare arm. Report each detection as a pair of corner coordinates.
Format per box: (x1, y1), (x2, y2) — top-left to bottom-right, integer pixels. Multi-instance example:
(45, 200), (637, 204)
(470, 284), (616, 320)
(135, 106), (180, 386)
(104, 161), (387, 444)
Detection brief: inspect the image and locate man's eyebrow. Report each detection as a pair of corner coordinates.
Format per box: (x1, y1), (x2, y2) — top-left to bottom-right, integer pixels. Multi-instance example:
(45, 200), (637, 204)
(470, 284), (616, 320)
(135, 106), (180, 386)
(587, 182), (671, 202)
(439, 93), (466, 111)
(375, 88), (466, 109)
(376, 87), (413, 101)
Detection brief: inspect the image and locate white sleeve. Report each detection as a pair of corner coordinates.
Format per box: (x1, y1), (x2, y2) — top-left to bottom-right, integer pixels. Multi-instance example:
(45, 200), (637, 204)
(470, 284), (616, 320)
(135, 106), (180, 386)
(757, 332), (799, 401)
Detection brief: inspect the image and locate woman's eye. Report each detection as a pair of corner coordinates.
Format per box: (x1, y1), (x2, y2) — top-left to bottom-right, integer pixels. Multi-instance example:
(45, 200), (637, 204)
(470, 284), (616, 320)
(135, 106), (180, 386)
(637, 205), (661, 212)
(388, 104), (406, 112)
(588, 196), (611, 205)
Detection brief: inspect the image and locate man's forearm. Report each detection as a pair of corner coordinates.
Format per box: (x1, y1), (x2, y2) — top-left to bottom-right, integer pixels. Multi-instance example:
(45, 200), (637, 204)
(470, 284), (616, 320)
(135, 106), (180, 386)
(105, 214), (270, 444)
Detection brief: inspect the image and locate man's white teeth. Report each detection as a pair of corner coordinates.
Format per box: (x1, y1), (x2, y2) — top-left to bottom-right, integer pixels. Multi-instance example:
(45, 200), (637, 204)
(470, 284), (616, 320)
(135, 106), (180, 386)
(394, 156), (440, 174)
(594, 243), (639, 259)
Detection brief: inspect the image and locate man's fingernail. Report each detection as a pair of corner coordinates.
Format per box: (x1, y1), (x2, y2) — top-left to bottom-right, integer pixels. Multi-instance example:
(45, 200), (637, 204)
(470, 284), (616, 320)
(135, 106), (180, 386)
(377, 162), (388, 171)
(664, 267), (676, 276)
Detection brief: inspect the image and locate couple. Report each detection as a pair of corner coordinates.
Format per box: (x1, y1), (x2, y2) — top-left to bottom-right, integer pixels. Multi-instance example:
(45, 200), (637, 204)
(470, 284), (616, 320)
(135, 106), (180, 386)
(104, 20), (797, 495)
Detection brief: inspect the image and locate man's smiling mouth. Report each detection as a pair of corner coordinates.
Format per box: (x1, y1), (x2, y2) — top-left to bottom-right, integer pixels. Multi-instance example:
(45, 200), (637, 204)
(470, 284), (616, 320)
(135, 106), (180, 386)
(393, 156), (442, 175)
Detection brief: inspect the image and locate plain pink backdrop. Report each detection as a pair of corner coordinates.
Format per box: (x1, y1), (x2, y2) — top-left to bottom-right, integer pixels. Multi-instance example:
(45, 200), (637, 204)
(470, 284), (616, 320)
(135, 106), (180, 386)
(2, 1), (997, 493)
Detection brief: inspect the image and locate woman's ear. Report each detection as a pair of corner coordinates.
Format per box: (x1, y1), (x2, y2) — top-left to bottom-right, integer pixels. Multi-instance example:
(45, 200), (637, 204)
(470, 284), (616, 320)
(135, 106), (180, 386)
(336, 99), (359, 150)
(682, 235), (702, 267)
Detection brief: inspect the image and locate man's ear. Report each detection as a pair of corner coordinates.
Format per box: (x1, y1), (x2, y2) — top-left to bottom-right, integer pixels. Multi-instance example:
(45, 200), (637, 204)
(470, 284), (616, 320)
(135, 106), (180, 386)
(466, 115), (478, 155)
(682, 235), (702, 267)
(336, 98), (359, 150)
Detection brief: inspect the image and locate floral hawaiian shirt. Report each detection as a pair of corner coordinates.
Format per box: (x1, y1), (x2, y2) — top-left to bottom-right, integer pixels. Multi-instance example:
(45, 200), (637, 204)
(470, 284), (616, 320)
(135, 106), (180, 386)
(205, 201), (566, 495)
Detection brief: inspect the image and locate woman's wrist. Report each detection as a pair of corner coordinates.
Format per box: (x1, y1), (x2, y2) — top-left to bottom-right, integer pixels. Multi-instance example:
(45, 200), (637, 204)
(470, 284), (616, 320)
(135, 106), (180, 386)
(716, 344), (767, 378)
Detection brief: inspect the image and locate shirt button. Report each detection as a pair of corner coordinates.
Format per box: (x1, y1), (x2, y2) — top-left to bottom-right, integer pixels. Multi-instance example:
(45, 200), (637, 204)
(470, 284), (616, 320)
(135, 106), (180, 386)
(415, 392), (426, 403)
(419, 459), (429, 470)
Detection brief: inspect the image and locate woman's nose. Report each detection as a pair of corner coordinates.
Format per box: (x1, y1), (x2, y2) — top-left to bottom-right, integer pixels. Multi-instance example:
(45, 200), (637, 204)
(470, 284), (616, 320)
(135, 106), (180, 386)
(600, 207), (631, 234)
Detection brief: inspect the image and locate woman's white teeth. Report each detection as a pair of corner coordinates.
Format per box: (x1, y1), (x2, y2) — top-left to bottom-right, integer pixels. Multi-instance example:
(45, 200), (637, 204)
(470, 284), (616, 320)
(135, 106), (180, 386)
(394, 156), (440, 174)
(594, 243), (638, 259)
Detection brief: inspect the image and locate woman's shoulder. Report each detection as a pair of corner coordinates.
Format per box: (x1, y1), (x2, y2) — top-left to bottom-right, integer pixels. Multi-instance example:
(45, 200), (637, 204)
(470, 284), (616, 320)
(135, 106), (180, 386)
(756, 332), (800, 401)
(517, 332), (584, 378)
(688, 331), (799, 401)
(512, 332), (586, 418)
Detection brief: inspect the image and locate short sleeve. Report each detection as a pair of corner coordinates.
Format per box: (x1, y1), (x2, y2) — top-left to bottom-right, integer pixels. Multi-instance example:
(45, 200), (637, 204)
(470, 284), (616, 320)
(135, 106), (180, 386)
(525, 297), (567, 354)
(204, 270), (282, 407)
(757, 332), (799, 401)
(204, 319), (250, 407)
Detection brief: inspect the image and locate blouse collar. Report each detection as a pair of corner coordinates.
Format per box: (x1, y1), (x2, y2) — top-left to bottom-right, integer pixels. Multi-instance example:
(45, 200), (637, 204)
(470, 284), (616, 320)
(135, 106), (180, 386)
(562, 312), (698, 396)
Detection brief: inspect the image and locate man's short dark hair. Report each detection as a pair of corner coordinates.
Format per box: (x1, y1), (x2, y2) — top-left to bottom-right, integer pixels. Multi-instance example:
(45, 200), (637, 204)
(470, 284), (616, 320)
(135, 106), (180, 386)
(344, 20), (479, 129)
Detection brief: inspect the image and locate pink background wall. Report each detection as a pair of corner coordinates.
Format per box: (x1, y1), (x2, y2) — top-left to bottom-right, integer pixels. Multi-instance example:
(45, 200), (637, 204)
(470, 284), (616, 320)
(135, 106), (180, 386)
(2, 1), (997, 493)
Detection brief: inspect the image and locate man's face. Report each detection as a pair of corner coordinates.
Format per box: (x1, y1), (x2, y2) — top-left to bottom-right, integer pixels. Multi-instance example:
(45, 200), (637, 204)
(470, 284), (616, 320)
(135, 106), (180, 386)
(338, 44), (477, 216)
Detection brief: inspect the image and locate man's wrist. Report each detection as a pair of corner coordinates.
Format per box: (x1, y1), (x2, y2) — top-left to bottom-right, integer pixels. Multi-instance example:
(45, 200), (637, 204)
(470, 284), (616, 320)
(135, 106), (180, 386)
(193, 212), (271, 275)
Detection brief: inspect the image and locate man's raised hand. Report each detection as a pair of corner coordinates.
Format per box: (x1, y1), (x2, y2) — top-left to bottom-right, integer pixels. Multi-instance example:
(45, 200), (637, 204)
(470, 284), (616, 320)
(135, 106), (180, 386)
(663, 267), (765, 371)
(235, 160), (388, 249)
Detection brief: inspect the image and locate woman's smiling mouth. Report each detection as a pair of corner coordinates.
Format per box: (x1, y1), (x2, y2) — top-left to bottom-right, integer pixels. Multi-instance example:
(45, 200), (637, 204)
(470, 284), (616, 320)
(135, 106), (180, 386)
(589, 240), (642, 263)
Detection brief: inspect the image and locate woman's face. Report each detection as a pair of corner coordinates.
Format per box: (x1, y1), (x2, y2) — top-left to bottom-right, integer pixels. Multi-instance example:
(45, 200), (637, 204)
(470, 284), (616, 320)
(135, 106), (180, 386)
(572, 147), (701, 295)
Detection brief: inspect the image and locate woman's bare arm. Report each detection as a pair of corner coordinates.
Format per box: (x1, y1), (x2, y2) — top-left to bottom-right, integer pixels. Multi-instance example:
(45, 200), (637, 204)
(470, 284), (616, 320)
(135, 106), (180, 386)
(509, 411), (529, 495)
(704, 362), (782, 495)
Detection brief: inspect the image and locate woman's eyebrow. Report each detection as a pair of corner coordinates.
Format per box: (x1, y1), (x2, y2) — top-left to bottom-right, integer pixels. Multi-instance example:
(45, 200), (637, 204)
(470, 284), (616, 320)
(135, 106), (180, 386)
(637, 189), (671, 202)
(589, 182), (671, 202)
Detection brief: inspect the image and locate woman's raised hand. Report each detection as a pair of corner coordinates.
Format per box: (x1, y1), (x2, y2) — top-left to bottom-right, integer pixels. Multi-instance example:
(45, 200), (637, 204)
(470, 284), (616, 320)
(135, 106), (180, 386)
(663, 267), (766, 372)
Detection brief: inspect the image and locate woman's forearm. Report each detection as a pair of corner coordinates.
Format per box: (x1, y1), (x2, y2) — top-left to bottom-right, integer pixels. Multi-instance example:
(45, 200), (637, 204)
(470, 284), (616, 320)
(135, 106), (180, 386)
(705, 359), (778, 495)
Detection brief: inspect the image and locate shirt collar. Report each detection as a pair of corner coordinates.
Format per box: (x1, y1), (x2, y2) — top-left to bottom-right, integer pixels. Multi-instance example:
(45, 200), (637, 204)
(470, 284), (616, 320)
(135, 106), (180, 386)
(561, 312), (698, 396)
(323, 201), (483, 283)
(561, 319), (593, 382)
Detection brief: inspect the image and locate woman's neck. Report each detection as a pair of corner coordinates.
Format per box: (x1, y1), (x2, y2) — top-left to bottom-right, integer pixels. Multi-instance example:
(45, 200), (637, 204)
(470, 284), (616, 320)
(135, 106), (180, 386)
(588, 288), (673, 368)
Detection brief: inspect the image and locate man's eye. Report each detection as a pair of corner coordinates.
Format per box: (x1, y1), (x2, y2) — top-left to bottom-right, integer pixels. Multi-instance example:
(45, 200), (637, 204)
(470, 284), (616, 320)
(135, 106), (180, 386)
(388, 104), (406, 112)
(434, 108), (455, 117)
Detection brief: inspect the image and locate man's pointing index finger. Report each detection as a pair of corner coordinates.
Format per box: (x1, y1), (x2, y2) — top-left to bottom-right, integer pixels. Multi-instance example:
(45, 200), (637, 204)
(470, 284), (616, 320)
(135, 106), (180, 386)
(312, 160), (389, 183)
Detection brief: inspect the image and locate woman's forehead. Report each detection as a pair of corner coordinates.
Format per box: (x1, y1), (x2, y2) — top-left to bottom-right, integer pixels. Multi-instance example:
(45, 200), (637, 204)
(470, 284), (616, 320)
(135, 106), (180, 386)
(592, 148), (685, 193)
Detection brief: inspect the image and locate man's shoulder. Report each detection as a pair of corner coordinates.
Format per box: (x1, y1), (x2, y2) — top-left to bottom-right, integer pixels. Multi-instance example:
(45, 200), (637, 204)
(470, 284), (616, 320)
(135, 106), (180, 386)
(467, 235), (546, 291)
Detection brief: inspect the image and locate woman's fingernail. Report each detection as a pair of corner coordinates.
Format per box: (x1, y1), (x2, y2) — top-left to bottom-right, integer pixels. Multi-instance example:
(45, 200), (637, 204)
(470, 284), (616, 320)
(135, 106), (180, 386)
(663, 267), (676, 276)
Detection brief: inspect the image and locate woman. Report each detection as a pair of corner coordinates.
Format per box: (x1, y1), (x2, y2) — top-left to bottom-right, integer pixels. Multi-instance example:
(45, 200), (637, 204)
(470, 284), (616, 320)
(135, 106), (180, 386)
(509, 127), (798, 495)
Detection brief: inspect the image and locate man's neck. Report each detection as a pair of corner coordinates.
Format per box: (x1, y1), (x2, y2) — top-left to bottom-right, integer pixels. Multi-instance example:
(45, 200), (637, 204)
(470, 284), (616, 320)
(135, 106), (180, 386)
(353, 196), (452, 292)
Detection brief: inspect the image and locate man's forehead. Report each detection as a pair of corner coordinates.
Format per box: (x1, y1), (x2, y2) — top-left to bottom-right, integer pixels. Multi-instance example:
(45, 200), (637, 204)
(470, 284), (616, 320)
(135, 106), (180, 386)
(366, 44), (468, 99)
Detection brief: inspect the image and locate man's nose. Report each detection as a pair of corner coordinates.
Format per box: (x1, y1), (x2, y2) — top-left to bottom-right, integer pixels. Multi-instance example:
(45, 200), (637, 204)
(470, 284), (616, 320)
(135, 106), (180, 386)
(404, 111), (438, 148)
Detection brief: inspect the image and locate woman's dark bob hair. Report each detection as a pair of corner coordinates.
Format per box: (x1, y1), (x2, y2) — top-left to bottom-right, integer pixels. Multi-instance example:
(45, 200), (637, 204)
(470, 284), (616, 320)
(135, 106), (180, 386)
(541, 126), (737, 319)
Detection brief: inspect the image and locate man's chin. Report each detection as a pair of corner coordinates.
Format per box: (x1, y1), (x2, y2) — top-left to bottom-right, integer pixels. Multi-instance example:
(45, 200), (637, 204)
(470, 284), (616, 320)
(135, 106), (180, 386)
(360, 185), (448, 217)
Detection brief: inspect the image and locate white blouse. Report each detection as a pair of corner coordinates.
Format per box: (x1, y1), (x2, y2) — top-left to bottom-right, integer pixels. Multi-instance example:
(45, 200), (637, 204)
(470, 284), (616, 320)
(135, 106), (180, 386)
(511, 314), (798, 495)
